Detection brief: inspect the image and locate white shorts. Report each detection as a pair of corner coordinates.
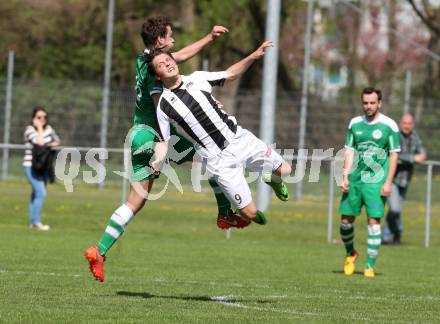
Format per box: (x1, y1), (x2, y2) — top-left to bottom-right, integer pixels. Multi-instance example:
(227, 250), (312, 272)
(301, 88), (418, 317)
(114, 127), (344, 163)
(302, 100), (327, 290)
(206, 128), (283, 209)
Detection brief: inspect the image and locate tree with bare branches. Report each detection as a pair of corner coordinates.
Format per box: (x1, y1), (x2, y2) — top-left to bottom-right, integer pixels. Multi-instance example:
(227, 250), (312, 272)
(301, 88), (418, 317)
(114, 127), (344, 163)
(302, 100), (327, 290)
(407, 0), (440, 97)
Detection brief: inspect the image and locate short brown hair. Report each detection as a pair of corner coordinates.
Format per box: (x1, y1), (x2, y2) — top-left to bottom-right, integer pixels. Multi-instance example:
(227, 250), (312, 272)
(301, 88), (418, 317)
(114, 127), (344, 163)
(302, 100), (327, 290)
(361, 87), (382, 101)
(141, 16), (173, 47)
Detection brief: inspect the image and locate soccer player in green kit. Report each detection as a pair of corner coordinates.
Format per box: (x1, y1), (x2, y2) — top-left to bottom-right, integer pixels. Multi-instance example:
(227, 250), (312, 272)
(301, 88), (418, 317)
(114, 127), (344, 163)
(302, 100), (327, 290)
(84, 16), (249, 282)
(339, 87), (400, 278)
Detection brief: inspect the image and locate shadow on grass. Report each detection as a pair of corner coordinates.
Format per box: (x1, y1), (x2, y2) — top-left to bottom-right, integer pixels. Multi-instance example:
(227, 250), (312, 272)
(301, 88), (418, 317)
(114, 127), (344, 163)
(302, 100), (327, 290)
(331, 270), (382, 276)
(117, 291), (273, 304)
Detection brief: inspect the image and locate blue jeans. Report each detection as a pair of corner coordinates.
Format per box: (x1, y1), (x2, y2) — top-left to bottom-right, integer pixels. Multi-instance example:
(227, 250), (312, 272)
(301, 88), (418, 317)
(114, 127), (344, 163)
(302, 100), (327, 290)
(24, 167), (48, 225)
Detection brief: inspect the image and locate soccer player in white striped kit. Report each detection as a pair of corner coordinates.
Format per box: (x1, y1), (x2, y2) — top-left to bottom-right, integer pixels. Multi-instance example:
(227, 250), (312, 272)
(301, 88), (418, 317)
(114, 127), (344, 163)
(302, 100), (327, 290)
(149, 41), (292, 224)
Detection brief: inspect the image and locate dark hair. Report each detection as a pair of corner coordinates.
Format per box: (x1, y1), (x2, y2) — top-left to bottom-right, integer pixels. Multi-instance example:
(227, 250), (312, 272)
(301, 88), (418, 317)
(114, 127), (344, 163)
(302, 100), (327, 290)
(147, 50), (175, 76)
(361, 87), (382, 101)
(141, 16), (173, 47)
(30, 106), (48, 128)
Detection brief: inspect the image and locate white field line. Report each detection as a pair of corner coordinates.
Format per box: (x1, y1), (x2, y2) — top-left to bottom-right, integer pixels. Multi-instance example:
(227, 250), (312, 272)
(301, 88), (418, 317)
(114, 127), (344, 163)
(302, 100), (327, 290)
(210, 296), (414, 323)
(211, 295), (319, 317)
(0, 270), (431, 322)
(151, 278), (440, 302)
(0, 268), (81, 278)
(152, 277), (270, 289)
(2, 270), (438, 305)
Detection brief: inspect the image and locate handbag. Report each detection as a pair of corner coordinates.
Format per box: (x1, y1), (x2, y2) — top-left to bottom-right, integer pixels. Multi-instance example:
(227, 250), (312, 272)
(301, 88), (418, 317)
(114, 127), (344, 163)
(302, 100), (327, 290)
(32, 144), (53, 175)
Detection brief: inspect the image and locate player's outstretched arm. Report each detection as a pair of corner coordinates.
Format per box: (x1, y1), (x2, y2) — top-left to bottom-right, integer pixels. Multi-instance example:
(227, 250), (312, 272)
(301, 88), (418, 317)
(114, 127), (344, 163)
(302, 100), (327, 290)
(225, 40), (274, 81)
(172, 25), (229, 63)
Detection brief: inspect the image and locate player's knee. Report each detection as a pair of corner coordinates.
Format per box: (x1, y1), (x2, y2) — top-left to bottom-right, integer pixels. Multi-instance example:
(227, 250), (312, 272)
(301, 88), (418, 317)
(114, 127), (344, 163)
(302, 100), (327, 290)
(239, 202), (257, 219)
(127, 187), (148, 213)
(126, 199), (145, 214)
(274, 161), (291, 177)
(368, 217), (381, 225)
(341, 215), (355, 224)
(281, 162), (292, 176)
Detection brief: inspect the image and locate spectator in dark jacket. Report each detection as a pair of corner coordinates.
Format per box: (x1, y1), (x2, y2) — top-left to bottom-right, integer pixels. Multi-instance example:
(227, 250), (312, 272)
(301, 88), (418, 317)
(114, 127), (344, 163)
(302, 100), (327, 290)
(383, 113), (427, 244)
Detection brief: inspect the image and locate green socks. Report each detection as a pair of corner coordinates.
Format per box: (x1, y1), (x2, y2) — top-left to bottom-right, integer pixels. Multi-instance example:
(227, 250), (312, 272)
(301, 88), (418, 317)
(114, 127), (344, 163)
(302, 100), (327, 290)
(262, 172), (289, 202)
(252, 210), (267, 225)
(340, 222), (381, 269)
(366, 224), (381, 268)
(340, 222), (355, 256)
(208, 178), (231, 218)
(97, 204), (134, 256)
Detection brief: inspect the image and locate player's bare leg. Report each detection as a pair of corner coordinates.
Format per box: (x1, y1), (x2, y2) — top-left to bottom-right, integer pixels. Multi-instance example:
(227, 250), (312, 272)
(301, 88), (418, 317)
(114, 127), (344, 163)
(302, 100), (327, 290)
(239, 201), (267, 225)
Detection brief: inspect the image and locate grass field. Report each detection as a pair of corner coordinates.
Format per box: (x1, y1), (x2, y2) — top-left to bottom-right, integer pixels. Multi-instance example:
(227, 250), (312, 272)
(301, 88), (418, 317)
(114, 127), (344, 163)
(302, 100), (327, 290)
(1, 178), (440, 323)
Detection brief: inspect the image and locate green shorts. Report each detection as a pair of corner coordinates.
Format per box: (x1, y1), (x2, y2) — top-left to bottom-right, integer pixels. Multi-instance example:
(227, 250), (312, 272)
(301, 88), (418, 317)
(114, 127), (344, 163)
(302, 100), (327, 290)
(338, 183), (386, 218)
(129, 125), (195, 182)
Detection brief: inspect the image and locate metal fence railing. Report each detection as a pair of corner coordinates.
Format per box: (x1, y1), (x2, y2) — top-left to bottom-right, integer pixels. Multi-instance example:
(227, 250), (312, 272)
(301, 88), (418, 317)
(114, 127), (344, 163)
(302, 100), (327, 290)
(1, 143), (438, 247)
(2, 78), (440, 158)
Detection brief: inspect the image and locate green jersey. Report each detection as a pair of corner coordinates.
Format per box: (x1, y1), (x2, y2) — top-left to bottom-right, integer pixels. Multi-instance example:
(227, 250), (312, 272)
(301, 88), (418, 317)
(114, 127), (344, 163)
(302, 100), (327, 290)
(345, 113), (400, 185)
(134, 49), (163, 127)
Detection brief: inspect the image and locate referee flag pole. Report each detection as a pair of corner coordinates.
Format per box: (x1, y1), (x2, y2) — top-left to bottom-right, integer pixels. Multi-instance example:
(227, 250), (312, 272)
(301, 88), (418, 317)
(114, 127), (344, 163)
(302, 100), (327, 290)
(256, 0), (281, 211)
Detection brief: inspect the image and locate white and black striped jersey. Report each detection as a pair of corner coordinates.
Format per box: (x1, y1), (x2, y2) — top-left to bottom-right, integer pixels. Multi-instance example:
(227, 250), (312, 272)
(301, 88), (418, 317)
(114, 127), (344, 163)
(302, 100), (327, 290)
(23, 125), (60, 167)
(156, 71), (239, 158)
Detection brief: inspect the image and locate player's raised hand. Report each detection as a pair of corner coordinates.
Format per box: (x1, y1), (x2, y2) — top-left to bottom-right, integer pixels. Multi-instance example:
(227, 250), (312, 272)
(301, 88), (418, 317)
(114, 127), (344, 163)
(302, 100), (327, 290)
(210, 25), (229, 39)
(250, 40), (274, 60)
(224, 40), (274, 80)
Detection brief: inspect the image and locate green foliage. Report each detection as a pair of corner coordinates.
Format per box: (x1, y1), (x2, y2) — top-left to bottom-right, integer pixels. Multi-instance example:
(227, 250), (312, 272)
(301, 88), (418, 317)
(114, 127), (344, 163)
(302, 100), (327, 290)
(194, 0), (264, 60)
(2, 0), (438, 96)
(0, 0), (303, 91)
